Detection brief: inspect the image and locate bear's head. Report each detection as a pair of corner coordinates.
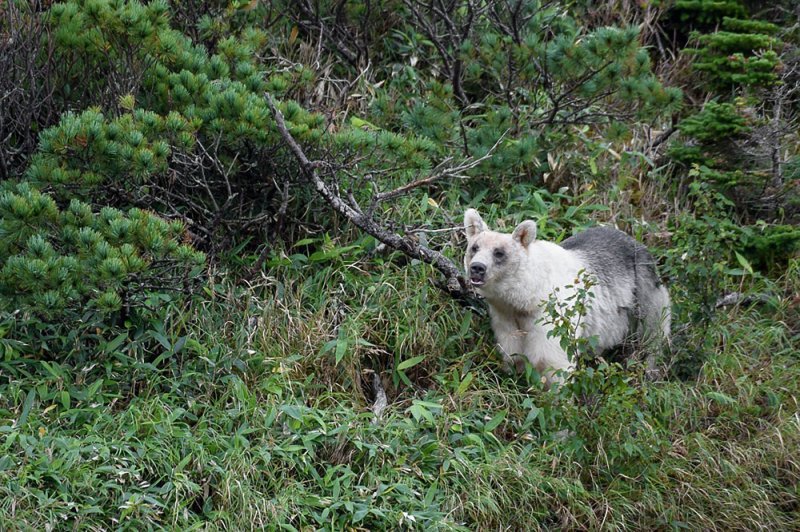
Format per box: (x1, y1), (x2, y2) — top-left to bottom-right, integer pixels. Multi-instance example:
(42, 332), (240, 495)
(463, 209), (537, 292)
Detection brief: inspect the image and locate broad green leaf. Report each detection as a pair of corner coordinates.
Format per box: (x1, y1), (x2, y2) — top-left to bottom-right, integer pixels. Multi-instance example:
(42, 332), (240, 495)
(173, 335), (187, 355)
(87, 379), (103, 399)
(334, 329), (348, 365)
(484, 410), (506, 432)
(60, 391), (70, 410)
(424, 480), (439, 506)
(16, 389), (35, 428)
(104, 332), (128, 353)
(457, 372), (474, 395)
(40, 361), (65, 380)
(397, 355), (425, 371)
(734, 251), (753, 275)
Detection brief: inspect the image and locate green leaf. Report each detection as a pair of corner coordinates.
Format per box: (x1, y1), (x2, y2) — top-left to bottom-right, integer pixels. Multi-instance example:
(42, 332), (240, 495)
(173, 335), (187, 355)
(320, 339), (338, 355)
(16, 389), (36, 428)
(532, 192), (547, 213)
(706, 391), (736, 405)
(60, 391), (70, 410)
(87, 379), (103, 399)
(456, 372), (474, 395)
(153, 332), (171, 351)
(458, 312), (472, 337)
(40, 361), (65, 380)
(397, 355), (425, 371)
(175, 454), (192, 472)
(724, 268), (746, 276)
(334, 329), (348, 365)
(353, 507), (369, 523)
(349, 117), (380, 130)
(414, 400), (442, 411)
(407, 403), (434, 424)
(281, 404), (304, 421)
(524, 405), (541, 427)
(484, 410), (506, 432)
(423, 480), (439, 506)
(734, 251), (753, 275)
(406, 400), (440, 424)
(104, 332), (128, 353)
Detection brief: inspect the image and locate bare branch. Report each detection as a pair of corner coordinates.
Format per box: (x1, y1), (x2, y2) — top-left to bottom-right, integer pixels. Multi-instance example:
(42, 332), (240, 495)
(373, 130), (507, 204)
(265, 93), (470, 297)
(646, 125), (677, 152)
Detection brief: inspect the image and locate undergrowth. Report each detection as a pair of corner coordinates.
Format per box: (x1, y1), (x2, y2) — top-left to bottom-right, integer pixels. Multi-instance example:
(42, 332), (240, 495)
(2, 233), (798, 529)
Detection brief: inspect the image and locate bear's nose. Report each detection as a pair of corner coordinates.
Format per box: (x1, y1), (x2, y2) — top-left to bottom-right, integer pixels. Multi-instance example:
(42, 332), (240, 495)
(470, 262), (486, 277)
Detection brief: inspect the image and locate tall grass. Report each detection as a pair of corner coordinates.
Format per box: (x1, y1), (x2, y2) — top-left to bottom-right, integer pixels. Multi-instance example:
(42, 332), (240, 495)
(2, 241), (797, 529)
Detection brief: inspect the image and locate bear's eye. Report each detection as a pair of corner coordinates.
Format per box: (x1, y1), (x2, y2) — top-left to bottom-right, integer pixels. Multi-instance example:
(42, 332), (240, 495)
(471, 244), (479, 253)
(493, 248), (505, 259)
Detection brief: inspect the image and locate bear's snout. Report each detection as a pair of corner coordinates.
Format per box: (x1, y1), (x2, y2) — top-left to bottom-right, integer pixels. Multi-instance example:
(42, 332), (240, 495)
(469, 262), (487, 286)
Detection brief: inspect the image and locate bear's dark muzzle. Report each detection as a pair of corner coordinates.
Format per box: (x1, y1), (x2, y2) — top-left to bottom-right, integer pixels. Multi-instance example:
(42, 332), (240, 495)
(469, 262), (486, 286)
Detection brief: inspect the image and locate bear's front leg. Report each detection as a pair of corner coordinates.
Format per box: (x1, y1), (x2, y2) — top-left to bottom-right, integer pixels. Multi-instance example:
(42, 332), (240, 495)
(487, 306), (526, 374)
(522, 325), (575, 387)
(495, 345), (528, 374)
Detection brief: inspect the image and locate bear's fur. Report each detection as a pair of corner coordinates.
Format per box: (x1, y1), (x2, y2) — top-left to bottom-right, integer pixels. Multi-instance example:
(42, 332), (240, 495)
(463, 208), (670, 385)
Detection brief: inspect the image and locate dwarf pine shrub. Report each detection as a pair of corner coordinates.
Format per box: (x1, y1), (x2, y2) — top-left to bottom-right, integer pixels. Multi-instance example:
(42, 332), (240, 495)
(0, 182), (205, 358)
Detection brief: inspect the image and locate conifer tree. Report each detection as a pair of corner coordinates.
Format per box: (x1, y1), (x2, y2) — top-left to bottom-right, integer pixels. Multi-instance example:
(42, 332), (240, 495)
(666, 0), (799, 266)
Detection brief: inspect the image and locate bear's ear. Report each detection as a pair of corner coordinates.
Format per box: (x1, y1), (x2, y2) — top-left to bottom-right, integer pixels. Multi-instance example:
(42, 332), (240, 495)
(511, 220), (537, 247)
(464, 209), (488, 238)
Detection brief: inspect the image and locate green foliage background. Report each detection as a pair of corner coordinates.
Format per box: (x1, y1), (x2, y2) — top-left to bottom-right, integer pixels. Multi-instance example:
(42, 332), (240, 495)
(0, 0), (798, 529)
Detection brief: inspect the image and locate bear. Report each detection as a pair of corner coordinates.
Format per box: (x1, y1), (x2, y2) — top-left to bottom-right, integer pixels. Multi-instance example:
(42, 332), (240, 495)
(463, 208), (671, 385)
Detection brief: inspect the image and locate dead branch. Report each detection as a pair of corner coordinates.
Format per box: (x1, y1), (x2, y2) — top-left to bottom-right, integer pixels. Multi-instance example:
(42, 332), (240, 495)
(0, 2), (59, 179)
(265, 93), (470, 297)
(715, 292), (773, 308)
(646, 125), (677, 151)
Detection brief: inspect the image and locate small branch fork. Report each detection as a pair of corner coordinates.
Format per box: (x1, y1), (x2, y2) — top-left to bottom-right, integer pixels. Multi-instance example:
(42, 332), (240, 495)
(372, 135), (505, 206)
(266, 93), (486, 298)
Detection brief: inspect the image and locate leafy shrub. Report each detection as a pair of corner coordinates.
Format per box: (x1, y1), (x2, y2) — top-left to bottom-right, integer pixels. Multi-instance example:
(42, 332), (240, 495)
(738, 223), (800, 273)
(675, 101), (750, 144)
(48, 0), (175, 110)
(26, 107), (195, 200)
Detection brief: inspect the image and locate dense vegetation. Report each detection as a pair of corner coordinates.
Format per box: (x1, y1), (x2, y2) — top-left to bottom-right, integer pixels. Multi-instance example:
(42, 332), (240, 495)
(1, 0), (798, 529)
